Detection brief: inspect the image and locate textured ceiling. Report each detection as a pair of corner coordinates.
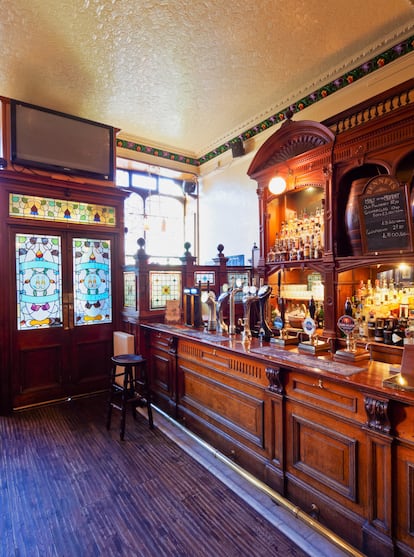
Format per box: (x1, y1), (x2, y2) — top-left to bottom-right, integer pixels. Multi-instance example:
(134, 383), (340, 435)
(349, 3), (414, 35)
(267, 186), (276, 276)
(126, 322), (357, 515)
(1, 0), (414, 158)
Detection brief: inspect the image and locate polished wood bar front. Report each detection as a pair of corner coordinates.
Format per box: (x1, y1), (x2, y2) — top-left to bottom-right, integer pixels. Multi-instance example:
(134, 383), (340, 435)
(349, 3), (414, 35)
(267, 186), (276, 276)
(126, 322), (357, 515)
(141, 322), (414, 557)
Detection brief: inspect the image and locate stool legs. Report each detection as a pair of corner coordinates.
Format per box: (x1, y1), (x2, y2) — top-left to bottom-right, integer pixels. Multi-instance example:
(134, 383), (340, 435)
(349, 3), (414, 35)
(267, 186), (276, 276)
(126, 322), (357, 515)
(105, 362), (117, 432)
(107, 356), (153, 440)
(119, 364), (132, 441)
(133, 361), (154, 430)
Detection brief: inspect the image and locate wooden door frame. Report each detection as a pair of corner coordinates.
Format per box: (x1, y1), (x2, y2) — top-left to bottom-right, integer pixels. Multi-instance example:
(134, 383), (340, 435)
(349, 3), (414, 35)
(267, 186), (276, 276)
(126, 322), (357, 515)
(0, 174), (129, 413)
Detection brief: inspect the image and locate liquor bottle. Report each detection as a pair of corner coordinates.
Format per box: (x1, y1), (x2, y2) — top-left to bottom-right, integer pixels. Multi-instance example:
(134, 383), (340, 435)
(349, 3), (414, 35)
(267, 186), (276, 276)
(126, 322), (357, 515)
(359, 315), (368, 338)
(303, 236), (311, 260)
(297, 239), (304, 261)
(316, 303), (324, 328)
(313, 238), (322, 259)
(344, 297), (353, 317)
(367, 311), (376, 339)
(308, 296), (316, 319)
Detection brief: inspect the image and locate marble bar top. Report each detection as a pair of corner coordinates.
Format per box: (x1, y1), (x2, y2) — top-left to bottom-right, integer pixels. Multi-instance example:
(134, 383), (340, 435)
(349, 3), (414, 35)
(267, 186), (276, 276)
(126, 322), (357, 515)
(141, 322), (414, 402)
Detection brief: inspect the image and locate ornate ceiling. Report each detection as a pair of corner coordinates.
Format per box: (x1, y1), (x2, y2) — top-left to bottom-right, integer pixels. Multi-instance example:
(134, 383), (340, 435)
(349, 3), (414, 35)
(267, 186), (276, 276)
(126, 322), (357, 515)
(1, 0), (413, 160)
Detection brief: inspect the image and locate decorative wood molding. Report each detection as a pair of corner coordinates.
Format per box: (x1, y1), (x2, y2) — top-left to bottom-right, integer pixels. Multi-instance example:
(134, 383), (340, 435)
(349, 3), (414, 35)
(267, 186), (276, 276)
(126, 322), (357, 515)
(364, 395), (391, 435)
(266, 366), (284, 394)
(168, 336), (178, 356)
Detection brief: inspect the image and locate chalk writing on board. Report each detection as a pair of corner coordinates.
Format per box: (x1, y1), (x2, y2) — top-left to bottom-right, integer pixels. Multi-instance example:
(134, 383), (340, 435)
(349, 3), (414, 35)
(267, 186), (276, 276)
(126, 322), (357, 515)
(360, 188), (411, 253)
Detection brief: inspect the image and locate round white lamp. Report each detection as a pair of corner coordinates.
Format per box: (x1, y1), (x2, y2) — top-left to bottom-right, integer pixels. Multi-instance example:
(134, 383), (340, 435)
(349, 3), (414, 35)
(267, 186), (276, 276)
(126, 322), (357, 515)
(268, 176), (286, 195)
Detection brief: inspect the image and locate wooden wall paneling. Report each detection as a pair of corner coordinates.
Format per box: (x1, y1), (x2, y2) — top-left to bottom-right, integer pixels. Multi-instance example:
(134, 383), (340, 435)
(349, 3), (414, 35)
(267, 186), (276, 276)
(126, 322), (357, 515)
(145, 330), (177, 416)
(394, 443), (414, 557)
(361, 428), (395, 557)
(176, 339), (270, 479)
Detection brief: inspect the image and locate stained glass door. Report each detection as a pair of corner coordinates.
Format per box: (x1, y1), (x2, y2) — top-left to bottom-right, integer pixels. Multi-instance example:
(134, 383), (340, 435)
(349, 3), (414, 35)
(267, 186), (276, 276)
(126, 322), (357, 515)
(16, 234), (63, 330)
(13, 229), (115, 408)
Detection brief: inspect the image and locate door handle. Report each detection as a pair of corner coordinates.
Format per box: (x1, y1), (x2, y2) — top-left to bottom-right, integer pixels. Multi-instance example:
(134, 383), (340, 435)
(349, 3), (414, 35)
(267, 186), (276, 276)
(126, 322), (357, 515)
(62, 293), (74, 330)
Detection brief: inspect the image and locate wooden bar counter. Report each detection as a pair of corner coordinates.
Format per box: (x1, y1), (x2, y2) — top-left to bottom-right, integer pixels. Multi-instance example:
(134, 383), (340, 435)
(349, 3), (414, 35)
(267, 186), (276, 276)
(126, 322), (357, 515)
(140, 322), (414, 557)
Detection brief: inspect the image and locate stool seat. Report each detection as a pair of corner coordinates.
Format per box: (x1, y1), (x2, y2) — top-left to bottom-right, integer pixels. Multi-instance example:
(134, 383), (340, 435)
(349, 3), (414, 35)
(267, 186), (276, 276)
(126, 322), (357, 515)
(111, 354), (144, 365)
(106, 353), (154, 440)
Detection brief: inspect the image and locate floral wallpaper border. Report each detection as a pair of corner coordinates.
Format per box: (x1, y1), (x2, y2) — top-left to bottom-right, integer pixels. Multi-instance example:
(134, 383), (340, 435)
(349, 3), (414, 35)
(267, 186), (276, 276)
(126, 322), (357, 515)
(117, 34), (414, 168)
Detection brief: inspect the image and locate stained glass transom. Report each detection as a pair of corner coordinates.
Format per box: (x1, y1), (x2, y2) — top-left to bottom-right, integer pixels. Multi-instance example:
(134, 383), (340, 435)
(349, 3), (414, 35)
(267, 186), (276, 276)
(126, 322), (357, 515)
(16, 234), (63, 330)
(150, 271), (181, 310)
(73, 239), (112, 326)
(194, 271), (215, 286)
(9, 193), (116, 226)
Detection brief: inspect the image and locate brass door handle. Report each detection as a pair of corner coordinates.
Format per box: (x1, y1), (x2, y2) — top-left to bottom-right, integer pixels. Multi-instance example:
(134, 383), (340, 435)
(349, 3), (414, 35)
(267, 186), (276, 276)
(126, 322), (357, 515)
(62, 293), (74, 329)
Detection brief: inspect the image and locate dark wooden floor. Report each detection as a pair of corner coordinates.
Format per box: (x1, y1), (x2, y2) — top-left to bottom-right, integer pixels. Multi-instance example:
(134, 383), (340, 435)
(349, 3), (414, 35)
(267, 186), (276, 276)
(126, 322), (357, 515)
(0, 394), (309, 557)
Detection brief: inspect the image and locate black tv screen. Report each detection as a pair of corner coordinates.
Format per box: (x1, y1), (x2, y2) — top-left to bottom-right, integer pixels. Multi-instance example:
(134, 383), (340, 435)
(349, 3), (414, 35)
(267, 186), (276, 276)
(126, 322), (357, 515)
(10, 100), (114, 181)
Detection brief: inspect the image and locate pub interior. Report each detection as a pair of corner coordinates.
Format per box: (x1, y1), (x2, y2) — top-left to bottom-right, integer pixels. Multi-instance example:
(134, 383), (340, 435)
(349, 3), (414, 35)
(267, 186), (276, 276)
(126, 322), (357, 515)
(1, 3), (414, 556)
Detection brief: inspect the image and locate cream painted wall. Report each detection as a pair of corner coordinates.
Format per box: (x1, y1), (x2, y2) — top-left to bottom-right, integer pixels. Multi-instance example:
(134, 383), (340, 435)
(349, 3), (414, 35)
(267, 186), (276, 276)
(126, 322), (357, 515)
(199, 152), (258, 264)
(197, 52), (414, 265)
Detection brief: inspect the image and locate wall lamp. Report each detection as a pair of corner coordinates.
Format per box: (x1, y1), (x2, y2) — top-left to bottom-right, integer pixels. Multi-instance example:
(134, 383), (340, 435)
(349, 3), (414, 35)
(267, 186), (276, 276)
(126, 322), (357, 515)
(268, 175), (287, 195)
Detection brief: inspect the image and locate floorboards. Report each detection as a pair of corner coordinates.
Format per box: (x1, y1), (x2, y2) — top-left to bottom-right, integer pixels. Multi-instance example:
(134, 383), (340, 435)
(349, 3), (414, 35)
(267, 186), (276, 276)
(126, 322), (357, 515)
(0, 395), (309, 557)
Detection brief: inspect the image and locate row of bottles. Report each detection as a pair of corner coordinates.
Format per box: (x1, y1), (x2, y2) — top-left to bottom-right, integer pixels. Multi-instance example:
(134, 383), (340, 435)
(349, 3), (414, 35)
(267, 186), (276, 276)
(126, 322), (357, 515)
(343, 278), (414, 345)
(267, 206), (324, 263)
(351, 279), (414, 321)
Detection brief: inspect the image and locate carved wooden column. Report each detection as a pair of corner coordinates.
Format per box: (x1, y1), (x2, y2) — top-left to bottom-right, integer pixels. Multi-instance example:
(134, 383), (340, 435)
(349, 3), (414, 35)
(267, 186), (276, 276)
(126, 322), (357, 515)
(256, 183), (268, 269)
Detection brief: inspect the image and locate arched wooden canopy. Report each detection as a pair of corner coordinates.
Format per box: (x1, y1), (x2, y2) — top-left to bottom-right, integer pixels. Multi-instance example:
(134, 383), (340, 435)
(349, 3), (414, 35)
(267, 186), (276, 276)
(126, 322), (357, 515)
(247, 117), (335, 178)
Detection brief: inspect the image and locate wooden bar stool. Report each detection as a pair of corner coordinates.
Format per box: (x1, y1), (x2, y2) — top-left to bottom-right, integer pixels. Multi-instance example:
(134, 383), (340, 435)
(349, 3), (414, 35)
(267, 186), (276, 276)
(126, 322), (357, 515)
(106, 354), (154, 440)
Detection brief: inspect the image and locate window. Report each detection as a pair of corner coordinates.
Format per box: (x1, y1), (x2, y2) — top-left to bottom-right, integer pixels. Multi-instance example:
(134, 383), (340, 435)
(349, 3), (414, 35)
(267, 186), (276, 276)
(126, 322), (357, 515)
(117, 165), (198, 265)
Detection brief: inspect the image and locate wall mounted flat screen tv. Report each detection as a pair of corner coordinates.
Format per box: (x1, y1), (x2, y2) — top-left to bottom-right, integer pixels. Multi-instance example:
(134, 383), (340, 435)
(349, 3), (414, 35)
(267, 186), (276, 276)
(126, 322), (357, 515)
(10, 100), (114, 181)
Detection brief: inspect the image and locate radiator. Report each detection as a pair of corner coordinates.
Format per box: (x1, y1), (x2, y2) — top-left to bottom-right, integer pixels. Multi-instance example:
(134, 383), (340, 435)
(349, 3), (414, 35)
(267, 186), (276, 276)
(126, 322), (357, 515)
(113, 331), (135, 385)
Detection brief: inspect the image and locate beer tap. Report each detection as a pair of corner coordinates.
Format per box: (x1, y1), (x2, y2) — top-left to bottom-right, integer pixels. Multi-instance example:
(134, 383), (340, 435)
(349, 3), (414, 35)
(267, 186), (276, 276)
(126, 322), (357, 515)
(258, 283), (274, 341)
(229, 279), (243, 335)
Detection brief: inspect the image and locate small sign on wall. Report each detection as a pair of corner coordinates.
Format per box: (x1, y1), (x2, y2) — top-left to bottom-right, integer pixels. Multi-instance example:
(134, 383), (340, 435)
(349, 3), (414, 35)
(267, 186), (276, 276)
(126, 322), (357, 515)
(227, 254), (245, 266)
(165, 300), (181, 323)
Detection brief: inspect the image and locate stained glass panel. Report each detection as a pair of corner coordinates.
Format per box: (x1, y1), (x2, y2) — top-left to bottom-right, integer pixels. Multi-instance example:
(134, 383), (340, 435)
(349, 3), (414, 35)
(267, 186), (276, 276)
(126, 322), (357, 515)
(194, 271), (215, 286)
(16, 234), (63, 330)
(9, 193), (116, 226)
(227, 271), (250, 302)
(123, 271), (136, 308)
(73, 238), (112, 326)
(150, 271), (181, 310)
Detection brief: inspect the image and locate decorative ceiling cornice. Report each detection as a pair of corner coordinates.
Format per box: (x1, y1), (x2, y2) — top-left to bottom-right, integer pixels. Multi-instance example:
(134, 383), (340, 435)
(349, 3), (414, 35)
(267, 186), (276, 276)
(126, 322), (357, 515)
(117, 34), (414, 169)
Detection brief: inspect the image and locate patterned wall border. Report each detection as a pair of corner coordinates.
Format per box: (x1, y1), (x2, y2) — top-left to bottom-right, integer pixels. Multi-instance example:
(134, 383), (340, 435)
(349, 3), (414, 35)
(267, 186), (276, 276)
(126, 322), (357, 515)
(117, 35), (414, 168)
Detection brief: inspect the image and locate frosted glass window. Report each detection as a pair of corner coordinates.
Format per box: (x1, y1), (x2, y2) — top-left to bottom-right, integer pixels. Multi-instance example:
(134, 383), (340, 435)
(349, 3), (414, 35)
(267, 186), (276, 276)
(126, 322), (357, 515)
(73, 238), (112, 326)
(146, 195), (184, 258)
(124, 192), (145, 264)
(16, 234), (63, 330)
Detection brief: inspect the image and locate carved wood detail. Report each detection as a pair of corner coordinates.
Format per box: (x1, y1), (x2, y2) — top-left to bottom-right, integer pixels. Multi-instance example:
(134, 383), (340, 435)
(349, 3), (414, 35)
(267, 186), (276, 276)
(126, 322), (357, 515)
(266, 366), (284, 394)
(364, 395), (391, 435)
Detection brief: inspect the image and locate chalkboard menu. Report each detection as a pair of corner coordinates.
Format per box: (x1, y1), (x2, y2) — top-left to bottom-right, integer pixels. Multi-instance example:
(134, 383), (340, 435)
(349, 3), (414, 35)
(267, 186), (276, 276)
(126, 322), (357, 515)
(359, 176), (412, 254)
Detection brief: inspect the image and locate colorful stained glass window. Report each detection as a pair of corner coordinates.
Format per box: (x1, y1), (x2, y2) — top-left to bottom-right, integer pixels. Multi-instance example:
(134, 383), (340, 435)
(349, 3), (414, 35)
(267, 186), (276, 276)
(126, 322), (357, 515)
(150, 271), (181, 310)
(9, 193), (116, 226)
(73, 238), (112, 326)
(16, 234), (63, 330)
